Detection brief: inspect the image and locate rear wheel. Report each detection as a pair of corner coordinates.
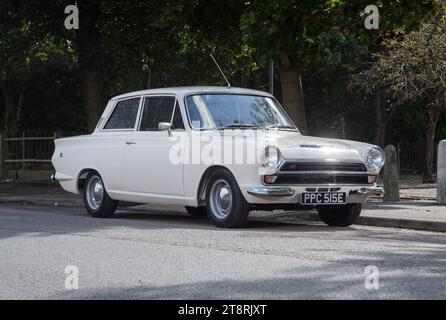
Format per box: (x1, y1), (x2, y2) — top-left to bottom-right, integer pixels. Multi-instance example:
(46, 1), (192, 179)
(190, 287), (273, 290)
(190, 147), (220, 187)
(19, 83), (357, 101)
(206, 169), (249, 228)
(185, 206), (207, 217)
(83, 172), (118, 218)
(317, 203), (362, 227)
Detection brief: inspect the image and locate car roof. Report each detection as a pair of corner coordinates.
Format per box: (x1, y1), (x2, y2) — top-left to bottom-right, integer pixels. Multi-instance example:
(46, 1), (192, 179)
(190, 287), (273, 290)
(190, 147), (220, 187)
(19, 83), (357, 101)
(110, 86), (273, 101)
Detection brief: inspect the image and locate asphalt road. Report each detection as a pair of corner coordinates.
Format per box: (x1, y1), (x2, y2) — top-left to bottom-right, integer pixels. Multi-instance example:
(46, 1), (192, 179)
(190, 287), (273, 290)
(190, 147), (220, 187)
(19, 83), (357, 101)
(0, 203), (445, 299)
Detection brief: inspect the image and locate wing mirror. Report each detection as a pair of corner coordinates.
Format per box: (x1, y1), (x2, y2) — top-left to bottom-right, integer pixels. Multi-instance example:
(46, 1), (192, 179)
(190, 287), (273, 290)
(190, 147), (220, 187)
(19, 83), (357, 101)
(158, 122), (172, 136)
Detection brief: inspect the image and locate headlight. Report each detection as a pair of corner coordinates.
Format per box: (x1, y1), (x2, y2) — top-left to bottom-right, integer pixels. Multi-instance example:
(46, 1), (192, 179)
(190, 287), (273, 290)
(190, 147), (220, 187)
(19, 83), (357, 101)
(262, 146), (281, 168)
(365, 147), (385, 171)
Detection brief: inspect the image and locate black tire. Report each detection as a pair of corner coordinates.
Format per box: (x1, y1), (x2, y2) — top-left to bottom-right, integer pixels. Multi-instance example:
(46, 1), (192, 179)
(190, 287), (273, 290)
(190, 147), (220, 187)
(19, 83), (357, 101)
(185, 206), (207, 217)
(205, 169), (249, 228)
(83, 172), (118, 218)
(317, 203), (362, 227)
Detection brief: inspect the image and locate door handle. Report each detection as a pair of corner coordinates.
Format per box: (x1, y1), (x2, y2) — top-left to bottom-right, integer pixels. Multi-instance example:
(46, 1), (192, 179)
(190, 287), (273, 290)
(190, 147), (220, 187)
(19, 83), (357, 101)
(125, 141), (136, 145)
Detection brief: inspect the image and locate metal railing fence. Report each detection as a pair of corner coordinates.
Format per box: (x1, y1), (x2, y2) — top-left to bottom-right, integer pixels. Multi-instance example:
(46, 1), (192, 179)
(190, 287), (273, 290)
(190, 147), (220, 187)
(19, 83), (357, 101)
(389, 141), (438, 175)
(0, 131), (82, 175)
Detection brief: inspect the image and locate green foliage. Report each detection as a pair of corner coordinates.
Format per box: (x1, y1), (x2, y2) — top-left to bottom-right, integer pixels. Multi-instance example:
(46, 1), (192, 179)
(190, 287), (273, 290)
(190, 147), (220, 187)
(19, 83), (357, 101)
(0, 0), (77, 130)
(352, 18), (446, 107)
(240, 0), (331, 63)
(0, 0), (445, 143)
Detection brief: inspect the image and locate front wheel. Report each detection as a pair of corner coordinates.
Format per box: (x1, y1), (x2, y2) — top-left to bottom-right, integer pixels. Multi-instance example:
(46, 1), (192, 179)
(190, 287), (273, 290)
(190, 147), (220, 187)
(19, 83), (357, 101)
(206, 169), (249, 228)
(83, 172), (118, 218)
(317, 203), (362, 227)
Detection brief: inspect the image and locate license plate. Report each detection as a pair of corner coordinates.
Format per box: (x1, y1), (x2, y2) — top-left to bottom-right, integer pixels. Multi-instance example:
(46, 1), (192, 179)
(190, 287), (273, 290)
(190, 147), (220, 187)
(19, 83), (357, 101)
(301, 192), (346, 204)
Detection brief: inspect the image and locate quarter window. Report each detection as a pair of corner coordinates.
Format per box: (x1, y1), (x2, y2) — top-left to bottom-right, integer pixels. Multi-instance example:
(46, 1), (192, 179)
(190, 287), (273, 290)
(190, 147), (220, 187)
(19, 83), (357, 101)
(139, 96), (176, 131)
(171, 101), (185, 130)
(104, 98), (140, 130)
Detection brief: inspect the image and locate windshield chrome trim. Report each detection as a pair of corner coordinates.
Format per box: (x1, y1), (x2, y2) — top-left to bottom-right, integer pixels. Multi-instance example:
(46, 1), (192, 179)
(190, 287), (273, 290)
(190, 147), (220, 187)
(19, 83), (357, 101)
(183, 92), (299, 132)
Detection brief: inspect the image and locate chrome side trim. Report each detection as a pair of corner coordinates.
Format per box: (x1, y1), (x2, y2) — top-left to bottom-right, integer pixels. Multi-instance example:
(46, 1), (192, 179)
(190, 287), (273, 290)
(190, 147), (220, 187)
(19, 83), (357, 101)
(247, 186), (295, 197)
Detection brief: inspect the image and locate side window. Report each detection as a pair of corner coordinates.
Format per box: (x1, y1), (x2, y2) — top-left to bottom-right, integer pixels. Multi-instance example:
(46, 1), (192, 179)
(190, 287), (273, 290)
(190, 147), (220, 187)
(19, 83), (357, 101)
(104, 98), (140, 130)
(171, 101), (185, 130)
(139, 96), (176, 131)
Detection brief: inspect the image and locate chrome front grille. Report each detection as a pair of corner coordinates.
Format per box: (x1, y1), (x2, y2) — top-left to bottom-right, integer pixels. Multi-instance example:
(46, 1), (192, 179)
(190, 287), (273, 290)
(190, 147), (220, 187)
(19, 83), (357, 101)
(272, 174), (370, 185)
(265, 160), (373, 185)
(279, 161), (367, 172)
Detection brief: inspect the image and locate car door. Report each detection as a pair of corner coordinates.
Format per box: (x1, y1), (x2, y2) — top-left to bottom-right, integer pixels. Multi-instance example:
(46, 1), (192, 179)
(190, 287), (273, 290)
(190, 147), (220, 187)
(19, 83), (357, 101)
(96, 97), (141, 193)
(124, 95), (185, 197)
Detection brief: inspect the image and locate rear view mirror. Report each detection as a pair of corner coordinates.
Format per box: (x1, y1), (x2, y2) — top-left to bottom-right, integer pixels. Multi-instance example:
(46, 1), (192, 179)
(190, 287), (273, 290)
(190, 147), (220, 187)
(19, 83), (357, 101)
(158, 122), (172, 135)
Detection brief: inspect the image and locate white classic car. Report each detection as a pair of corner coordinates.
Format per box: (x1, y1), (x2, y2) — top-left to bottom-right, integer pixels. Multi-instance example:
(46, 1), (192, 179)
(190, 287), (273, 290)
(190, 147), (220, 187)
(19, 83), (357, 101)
(52, 86), (384, 228)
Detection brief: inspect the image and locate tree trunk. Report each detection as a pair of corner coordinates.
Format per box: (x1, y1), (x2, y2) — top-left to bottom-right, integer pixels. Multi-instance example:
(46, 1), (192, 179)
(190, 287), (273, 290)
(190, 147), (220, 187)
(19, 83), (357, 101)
(375, 125), (386, 148)
(15, 87), (25, 130)
(279, 54), (308, 134)
(373, 91), (386, 147)
(1, 81), (25, 133)
(146, 68), (152, 89)
(1, 84), (14, 132)
(75, 2), (106, 131)
(373, 91), (397, 148)
(339, 114), (346, 139)
(423, 103), (442, 183)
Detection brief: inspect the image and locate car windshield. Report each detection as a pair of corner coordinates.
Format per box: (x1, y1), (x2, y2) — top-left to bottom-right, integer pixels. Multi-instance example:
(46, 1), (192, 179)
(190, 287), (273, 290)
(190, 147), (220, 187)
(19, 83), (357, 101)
(185, 94), (296, 130)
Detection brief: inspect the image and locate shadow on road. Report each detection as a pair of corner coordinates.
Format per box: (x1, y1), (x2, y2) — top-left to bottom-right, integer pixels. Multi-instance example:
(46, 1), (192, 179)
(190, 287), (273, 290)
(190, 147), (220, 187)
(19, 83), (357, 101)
(57, 261), (446, 300)
(0, 203), (352, 241)
(1, 203), (446, 241)
(1, 203), (446, 299)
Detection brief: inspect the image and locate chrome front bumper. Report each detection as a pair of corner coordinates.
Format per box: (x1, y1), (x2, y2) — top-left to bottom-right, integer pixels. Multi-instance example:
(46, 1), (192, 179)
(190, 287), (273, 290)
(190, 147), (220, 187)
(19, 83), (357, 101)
(246, 186), (383, 199)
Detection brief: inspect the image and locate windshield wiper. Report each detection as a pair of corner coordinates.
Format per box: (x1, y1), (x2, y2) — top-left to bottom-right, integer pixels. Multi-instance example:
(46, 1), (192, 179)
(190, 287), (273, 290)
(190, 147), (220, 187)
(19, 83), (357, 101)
(217, 123), (258, 129)
(265, 124), (295, 130)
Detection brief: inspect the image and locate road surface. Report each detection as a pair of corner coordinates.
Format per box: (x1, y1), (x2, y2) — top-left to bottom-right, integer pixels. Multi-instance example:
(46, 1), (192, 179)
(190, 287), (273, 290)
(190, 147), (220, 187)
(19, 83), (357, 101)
(0, 203), (445, 299)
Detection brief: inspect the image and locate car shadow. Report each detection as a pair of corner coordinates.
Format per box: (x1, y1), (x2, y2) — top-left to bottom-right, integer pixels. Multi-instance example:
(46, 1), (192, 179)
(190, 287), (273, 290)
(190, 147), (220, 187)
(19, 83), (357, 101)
(1, 202), (445, 245)
(113, 207), (334, 232)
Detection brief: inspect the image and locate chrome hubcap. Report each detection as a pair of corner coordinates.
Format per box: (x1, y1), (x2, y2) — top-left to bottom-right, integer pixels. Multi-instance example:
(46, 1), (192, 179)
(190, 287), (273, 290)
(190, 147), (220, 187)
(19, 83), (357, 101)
(86, 176), (104, 210)
(210, 179), (233, 219)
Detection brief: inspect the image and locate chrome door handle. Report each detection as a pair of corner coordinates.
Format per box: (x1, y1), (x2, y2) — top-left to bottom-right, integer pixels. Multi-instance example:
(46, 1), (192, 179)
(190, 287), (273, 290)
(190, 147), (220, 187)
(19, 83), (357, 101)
(125, 141), (136, 145)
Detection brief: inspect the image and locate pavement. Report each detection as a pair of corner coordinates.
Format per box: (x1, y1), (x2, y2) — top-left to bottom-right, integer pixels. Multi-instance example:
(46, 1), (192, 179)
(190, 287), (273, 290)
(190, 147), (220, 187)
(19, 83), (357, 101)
(0, 182), (445, 233)
(0, 203), (445, 299)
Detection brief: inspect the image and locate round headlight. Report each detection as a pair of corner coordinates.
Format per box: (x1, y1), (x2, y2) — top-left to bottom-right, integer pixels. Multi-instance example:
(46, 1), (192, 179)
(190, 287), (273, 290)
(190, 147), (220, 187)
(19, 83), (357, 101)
(262, 146), (281, 168)
(366, 147), (385, 171)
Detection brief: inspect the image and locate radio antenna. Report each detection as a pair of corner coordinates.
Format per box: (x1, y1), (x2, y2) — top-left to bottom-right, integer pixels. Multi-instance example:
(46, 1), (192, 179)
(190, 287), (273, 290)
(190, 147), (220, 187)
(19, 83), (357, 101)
(210, 54), (231, 89)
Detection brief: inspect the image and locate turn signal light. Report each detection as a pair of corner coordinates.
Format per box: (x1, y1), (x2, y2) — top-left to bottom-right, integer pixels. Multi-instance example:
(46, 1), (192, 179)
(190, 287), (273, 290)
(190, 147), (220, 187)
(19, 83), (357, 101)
(368, 176), (377, 184)
(264, 175), (278, 184)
